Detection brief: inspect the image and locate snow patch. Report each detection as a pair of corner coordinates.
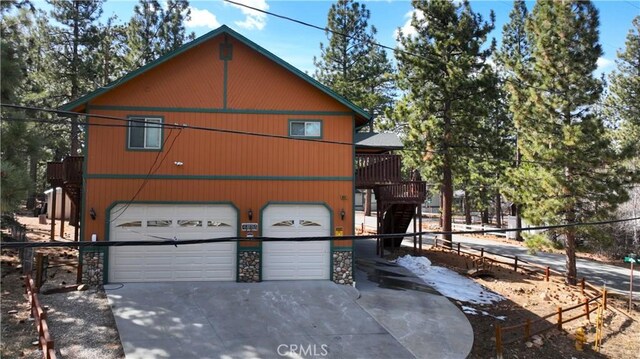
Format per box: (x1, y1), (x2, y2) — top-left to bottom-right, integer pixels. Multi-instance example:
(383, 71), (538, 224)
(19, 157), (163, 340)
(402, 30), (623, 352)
(461, 306), (506, 320)
(396, 255), (505, 305)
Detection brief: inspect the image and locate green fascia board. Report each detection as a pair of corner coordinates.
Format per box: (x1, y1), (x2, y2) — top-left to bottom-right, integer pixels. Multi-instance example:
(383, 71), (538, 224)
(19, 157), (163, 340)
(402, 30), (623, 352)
(89, 104), (354, 116)
(60, 25), (372, 123)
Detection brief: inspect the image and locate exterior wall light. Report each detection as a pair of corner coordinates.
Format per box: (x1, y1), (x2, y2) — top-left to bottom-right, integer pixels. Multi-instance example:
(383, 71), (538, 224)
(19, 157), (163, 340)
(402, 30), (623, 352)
(248, 209), (253, 221)
(90, 208), (97, 220)
(340, 209), (345, 221)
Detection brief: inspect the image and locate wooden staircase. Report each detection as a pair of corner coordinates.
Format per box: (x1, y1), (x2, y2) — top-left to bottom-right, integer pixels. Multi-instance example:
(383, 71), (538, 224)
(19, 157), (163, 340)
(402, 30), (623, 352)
(46, 156), (83, 227)
(355, 153), (428, 254)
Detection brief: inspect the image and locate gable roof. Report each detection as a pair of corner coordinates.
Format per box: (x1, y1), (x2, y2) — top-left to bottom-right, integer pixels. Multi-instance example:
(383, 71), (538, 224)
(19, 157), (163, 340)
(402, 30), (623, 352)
(60, 25), (372, 124)
(354, 132), (403, 151)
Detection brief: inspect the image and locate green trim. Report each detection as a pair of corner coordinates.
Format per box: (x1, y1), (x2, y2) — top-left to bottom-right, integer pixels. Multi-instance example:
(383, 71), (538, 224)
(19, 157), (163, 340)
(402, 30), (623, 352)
(126, 115), (165, 151)
(80, 107), (89, 245)
(332, 247), (353, 252)
(221, 36), (230, 109)
(238, 246), (260, 251)
(86, 174), (352, 181)
(59, 25), (372, 123)
(89, 104), (354, 116)
(288, 119), (323, 139)
(104, 200), (240, 284)
(259, 202), (334, 281)
(351, 115), (356, 278)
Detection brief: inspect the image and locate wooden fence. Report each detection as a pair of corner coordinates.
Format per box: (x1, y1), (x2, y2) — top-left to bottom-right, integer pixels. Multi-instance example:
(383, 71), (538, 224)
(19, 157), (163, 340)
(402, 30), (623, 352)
(430, 237), (620, 357)
(495, 292), (605, 358)
(451, 223), (508, 238)
(25, 275), (56, 359)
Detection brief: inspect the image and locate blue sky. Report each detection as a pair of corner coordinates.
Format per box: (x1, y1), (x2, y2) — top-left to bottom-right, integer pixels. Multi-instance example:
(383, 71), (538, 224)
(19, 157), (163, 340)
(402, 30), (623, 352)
(35, 0), (640, 76)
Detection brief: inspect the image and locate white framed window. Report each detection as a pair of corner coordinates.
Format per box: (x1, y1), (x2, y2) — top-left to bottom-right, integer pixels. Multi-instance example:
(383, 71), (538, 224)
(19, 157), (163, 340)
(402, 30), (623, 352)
(289, 120), (321, 138)
(128, 117), (162, 150)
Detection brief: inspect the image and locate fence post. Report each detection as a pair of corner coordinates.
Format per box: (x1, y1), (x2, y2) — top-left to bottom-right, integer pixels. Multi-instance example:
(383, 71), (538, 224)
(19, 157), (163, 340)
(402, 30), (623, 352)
(481, 248), (484, 258)
(495, 323), (503, 359)
(580, 278), (585, 295)
(557, 306), (563, 330)
(457, 242), (461, 255)
(514, 256), (518, 272)
(603, 289), (607, 311)
(35, 253), (43, 292)
(435, 237), (438, 248)
(584, 298), (590, 322)
(524, 318), (531, 339)
(545, 266), (550, 282)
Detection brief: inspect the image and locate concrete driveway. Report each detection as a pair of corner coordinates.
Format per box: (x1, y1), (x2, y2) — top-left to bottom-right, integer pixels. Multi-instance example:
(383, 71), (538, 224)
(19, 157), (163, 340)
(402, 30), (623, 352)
(107, 281), (415, 359)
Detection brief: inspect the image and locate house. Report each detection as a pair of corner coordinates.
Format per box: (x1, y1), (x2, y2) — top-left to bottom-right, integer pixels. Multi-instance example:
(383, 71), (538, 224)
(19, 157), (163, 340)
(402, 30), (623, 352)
(55, 25), (425, 285)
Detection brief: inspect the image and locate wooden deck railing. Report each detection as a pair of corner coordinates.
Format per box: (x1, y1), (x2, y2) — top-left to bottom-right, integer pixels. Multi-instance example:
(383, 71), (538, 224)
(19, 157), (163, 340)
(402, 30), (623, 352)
(62, 156), (83, 185)
(25, 275), (56, 359)
(46, 162), (64, 185)
(376, 181), (427, 204)
(355, 154), (401, 188)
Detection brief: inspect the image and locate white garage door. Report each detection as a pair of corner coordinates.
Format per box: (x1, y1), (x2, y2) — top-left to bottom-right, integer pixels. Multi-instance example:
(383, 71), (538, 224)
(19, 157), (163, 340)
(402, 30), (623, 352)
(262, 204), (330, 280)
(108, 204), (237, 282)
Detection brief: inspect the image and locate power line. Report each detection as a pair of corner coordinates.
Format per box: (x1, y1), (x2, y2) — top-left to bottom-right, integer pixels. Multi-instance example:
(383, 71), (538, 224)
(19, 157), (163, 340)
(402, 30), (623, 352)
(3, 215), (640, 249)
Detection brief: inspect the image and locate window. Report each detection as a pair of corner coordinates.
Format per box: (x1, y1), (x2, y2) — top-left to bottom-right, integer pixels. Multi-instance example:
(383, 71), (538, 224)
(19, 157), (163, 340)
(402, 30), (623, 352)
(300, 220), (321, 227)
(128, 117), (162, 150)
(147, 220), (171, 227)
(207, 221), (231, 227)
(289, 120), (321, 138)
(178, 220), (202, 227)
(117, 221), (142, 228)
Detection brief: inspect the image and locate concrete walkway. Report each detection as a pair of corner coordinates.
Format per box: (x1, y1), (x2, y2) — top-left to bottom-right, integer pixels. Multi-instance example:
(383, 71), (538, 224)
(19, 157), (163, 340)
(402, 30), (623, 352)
(354, 238), (474, 359)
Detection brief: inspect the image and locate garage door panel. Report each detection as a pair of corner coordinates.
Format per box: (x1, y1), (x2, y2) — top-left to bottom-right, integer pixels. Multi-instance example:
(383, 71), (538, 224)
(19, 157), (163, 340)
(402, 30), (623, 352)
(109, 204), (237, 282)
(262, 205), (331, 280)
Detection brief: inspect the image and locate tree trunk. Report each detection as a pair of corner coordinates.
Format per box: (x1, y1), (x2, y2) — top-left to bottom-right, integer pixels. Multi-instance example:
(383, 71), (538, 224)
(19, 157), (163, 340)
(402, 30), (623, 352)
(439, 189), (444, 228)
(495, 191), (502, 227)
(564, 164), (577, 285)
(364, 189), (372, 216)
(70, 1), (80, 155)
(515, 204), (523, 241)
(442, 103), (453, 248)
(464, 193), (472, 225)
(481, 209), (489, 224)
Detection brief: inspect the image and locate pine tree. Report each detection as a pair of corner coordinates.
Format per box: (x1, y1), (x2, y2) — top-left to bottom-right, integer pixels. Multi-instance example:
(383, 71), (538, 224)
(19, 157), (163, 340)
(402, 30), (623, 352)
(126, 0), (162, 68)
(160, 0), (196, 53)
(606, 16), (640, 157)
(393, 0), (495, 245)
(314, 0), (394, 119)
(48, 0), (103, 154)
(496, 0), (531, 240)
(506, 0), (632, 284)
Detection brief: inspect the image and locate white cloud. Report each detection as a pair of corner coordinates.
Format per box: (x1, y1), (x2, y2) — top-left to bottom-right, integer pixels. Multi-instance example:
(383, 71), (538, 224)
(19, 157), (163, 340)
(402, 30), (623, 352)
(395, 9), (425, 40)
(186, 7), (221, 29)
(596, 57), (614, 70)
(226, 0), (269, 31)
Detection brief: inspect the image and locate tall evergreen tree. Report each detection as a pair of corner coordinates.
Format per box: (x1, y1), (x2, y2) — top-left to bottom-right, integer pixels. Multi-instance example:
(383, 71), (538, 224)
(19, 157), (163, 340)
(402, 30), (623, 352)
(126, 0), (195, 70)
(505, 0), (632, 284)
(160, 0), (195, 53)
(48, 0), (103, 154)
(314, 0), (394, 119)
(126, 0), (161, 69)
(496, 0), (531, 240)
(606, 16), (640, 157)
(393, 0), (495, 245)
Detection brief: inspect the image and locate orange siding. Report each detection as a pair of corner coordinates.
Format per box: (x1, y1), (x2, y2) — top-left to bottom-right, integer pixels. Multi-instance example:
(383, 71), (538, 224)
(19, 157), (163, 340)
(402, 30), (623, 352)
(86, 110), (352, 177)
(82, 31), (357, 248)
(92, 41), (224, 108)
(83, 179), (354, 243)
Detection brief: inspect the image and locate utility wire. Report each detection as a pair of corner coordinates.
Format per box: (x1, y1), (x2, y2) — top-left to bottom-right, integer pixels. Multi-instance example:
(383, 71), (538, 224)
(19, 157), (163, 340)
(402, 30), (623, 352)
(3, 215), (640, 249)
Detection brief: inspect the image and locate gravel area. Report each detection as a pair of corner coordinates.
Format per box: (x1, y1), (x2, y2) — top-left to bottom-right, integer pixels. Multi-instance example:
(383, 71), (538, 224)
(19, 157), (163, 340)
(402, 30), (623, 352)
(39, 288), (125, 358)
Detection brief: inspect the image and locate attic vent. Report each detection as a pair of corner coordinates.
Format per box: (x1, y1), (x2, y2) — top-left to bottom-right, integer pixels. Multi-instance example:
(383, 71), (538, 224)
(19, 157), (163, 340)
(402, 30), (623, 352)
(220, 43), (233, 60)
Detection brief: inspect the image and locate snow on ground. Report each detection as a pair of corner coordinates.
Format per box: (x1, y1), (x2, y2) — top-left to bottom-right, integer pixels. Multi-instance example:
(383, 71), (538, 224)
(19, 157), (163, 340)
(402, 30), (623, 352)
(461, 305), (506, 320)
(396, 255), (505, 305)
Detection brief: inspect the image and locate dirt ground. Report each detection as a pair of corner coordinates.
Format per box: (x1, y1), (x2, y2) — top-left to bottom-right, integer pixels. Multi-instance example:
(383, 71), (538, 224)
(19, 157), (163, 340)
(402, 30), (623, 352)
(388, 246), (640, 359)
(1, 212), (124, 359)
